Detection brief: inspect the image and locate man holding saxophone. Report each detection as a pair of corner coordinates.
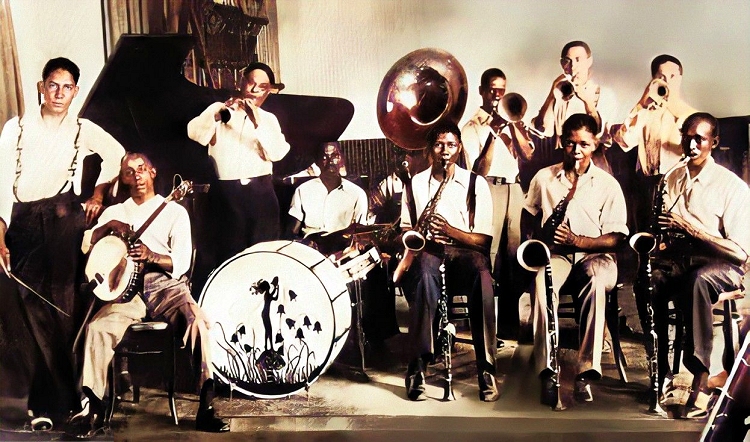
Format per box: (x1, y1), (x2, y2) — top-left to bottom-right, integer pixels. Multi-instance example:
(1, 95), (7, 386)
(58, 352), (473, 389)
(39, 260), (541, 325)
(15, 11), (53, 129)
(522, 113), (627, 405)
(399, 122), (498, 402)
(613, 55), (697, 233)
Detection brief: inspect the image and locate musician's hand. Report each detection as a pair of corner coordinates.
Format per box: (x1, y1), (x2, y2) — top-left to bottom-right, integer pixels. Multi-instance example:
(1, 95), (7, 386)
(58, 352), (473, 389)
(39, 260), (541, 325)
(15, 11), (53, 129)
(576, 81), (600, 108)
(84, 197), (104, 226)
(428, 214), (453, 244)
(107, 220), (132, 238)
(490, 112), (508, 133)
(551, 74), (569, 99)
(658, 213), (694, 237)
(239, 100), (259, 129)
(554, 223), (578, 247)
(128, 242), (155, 263)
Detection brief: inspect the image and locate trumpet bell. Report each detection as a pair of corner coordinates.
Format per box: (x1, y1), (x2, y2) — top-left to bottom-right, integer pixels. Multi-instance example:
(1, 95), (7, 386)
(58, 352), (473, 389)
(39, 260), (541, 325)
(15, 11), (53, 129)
(498, 92), (528, 123)
(556, 80), (575, 101)
(648, 79), (669, 103)
(517, 239), (551, 271)
(377, 48), (468, 150)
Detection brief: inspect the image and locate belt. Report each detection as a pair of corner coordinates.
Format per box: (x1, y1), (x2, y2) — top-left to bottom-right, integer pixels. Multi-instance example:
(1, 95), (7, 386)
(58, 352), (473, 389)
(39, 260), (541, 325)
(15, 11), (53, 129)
(487, 176), (519, 185)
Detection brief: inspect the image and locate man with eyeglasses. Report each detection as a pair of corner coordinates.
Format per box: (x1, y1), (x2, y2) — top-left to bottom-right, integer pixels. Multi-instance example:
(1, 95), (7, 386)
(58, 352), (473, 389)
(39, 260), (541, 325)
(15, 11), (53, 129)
(613, 55), (698, 232)
(188, 62), (290, 265)
(650, 112), (750, 418)
(462, 68), (534, 346)
(400, 122), (499, 402)
(523, 113), (627, 405)
(0, 57), (125, 427)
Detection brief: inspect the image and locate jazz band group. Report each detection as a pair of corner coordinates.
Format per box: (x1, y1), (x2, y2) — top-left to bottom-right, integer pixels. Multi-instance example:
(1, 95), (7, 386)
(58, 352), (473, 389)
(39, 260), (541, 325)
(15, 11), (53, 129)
(0, 39), (749, 437)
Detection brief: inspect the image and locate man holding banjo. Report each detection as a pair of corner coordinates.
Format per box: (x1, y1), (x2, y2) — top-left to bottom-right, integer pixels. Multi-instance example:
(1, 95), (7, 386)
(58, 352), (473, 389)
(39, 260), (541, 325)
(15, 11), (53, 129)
(68, 153), (229, 437)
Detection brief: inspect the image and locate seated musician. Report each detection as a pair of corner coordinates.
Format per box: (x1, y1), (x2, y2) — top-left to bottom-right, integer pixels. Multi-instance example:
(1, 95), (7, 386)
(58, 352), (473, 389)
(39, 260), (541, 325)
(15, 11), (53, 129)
(67, 153), (229, 437)
(399, 122), (498, 402)
(651, 112), (750, 417)
(287, 141), (369, 242)
(283, 141), (348, 184)
(522, 113), (627, 404)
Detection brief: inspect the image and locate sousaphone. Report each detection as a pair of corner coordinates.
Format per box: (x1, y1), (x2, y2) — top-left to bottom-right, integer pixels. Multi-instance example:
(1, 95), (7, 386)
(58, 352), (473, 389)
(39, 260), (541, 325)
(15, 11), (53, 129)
(377, 48), (468, 150)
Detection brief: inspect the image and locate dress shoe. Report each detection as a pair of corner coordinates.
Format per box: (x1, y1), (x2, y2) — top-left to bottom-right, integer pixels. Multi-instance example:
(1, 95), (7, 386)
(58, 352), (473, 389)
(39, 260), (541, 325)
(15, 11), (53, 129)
(195, 406), (230, 432)
(405, 359), (427, 401)
(478, 371), (500, 402)
(574, 376), (593, 402)
(540, 372), (559, 407)
(64, 393), (106, 440)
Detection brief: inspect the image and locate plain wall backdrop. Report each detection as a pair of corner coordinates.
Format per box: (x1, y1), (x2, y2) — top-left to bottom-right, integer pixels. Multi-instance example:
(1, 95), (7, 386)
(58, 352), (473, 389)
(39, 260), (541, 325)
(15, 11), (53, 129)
(9, 0), (750, 140)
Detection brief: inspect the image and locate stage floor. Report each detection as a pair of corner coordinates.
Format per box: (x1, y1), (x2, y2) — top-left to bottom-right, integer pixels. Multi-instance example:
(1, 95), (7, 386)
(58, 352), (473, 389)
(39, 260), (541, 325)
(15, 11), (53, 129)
(1, 283), (709, 441)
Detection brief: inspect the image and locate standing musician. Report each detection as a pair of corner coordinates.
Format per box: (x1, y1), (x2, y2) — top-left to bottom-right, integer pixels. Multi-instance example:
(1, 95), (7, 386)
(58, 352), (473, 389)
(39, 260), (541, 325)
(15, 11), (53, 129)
(651, 112), (750, 418)
(523, 113), (627, 404)
(462, 68), (534, 344)
(613, 55), (697, 232)
(0, 57), (125, 426)
(400, 122), (498, 402)
(187, 62), (290, 264)
(67, 153), (229, 436)
(531, 41), (617, 168)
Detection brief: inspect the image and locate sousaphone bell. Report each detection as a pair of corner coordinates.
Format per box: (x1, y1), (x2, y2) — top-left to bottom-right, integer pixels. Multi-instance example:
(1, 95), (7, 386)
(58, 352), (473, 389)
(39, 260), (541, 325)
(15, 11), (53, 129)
(377, 48), (468, 150)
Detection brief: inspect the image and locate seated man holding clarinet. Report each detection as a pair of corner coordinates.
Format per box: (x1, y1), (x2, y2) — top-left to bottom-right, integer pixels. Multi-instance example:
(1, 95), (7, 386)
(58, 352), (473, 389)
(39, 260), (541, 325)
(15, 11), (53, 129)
(650, 112), (750, 418)
(396, 122), (498, 402)
(521, 113), (628, 407)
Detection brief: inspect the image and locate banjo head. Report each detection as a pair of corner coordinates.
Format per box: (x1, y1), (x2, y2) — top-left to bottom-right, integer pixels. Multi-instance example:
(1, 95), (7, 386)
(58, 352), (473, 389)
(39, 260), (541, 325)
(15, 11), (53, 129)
(85, 235), (136, 302)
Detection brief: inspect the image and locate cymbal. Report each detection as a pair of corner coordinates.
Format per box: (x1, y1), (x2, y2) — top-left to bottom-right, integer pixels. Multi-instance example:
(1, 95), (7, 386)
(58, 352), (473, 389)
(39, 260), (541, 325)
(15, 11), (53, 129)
(332, 223), (393, 236)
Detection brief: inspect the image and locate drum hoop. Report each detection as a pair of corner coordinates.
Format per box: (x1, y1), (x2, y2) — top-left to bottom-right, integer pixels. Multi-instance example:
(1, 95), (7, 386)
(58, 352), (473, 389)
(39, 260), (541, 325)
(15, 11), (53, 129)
(198, 241), (350, 398)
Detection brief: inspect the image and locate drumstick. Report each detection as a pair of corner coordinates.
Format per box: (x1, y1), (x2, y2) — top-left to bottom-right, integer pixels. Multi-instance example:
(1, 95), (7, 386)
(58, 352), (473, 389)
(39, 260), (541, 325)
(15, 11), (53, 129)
(0, 259), (70, 317)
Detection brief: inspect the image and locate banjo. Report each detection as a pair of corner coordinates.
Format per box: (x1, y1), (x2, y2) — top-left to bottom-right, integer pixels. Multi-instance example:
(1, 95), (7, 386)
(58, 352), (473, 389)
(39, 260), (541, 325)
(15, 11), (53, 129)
(84, 180), (194, 302)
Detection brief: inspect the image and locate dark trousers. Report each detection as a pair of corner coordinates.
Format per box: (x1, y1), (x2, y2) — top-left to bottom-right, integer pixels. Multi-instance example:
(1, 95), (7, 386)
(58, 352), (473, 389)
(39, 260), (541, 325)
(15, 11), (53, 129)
(653, 256), (744, 377)
(212, 176), (280, 264)
(0, 191), (84, 419)
(403, 245), (496, 374)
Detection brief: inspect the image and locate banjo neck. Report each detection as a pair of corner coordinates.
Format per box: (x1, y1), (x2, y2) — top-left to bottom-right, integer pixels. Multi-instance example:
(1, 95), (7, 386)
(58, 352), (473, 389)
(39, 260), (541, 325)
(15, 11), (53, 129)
(130, 180), (192, 242)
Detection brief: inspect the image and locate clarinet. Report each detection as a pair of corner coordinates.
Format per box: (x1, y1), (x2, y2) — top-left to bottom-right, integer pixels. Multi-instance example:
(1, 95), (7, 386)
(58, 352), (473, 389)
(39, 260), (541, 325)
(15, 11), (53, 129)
(629, 232), (663, 414)
(518, 240), (564, 410)
(438, 257), (456, 401)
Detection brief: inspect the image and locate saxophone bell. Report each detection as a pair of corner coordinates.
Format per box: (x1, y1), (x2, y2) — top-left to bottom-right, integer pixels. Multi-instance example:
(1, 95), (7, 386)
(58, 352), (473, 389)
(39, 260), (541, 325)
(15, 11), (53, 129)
(402, 230), (426, 252)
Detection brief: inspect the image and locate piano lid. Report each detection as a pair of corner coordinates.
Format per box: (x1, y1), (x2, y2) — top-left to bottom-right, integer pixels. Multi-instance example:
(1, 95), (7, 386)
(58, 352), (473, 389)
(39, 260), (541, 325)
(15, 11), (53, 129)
(79, 34), (354, 181)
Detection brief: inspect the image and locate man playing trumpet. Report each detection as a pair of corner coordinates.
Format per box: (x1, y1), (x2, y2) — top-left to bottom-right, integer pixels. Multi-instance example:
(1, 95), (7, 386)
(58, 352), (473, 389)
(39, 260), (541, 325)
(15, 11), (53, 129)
(461, 68), (534, 345)
(614, 55), (697, 232)
(400, 122), (498, 402)
(522, 114), (627, 405)
(188, 62), (289, 264)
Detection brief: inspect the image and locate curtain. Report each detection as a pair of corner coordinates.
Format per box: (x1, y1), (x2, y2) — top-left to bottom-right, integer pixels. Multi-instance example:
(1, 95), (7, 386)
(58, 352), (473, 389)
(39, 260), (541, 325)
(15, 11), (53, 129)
(0, 0), (23, 122)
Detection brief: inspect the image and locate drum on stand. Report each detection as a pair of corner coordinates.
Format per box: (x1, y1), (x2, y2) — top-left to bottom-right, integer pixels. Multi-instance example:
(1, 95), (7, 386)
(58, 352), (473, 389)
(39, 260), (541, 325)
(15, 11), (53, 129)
(198, 240), (352, 399)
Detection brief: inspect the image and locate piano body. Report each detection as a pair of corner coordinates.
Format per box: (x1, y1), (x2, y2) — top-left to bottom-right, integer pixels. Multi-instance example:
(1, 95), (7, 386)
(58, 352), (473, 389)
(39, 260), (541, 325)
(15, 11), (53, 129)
(80, 34), (354, 294)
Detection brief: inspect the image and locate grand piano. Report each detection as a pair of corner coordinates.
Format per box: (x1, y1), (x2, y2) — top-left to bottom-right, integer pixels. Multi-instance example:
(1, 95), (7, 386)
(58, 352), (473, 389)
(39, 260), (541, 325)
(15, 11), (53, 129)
(80, 34), (355, 293)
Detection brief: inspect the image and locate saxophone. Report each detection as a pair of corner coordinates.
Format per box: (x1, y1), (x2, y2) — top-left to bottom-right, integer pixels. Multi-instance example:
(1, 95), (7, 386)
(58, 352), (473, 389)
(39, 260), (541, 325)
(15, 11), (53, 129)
(392, 161), (449, 284)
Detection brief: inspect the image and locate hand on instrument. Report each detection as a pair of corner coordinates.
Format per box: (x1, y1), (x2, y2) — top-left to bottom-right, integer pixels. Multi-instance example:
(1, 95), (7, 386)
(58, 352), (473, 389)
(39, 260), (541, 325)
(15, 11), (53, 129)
(658, 213), (693, 237)
(554, 223), (578, 247)
(84, 197), (104, 226)
(128, 242), (155, 264)
(239, 99), (260, 129)
(107, 220), (133, 238)
(428, 213), (453, 245)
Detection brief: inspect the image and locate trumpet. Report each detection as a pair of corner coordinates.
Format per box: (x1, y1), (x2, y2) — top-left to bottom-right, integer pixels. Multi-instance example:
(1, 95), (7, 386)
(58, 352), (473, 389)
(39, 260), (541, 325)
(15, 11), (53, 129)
(647, 79), (670, 107)
(554, 76), (576, 101)
(491, 93), (545, 138)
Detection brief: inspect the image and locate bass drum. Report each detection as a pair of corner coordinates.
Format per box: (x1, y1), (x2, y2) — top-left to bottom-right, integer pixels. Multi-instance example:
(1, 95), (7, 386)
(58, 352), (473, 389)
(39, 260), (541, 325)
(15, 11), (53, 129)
(198, 240), (352, 399)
